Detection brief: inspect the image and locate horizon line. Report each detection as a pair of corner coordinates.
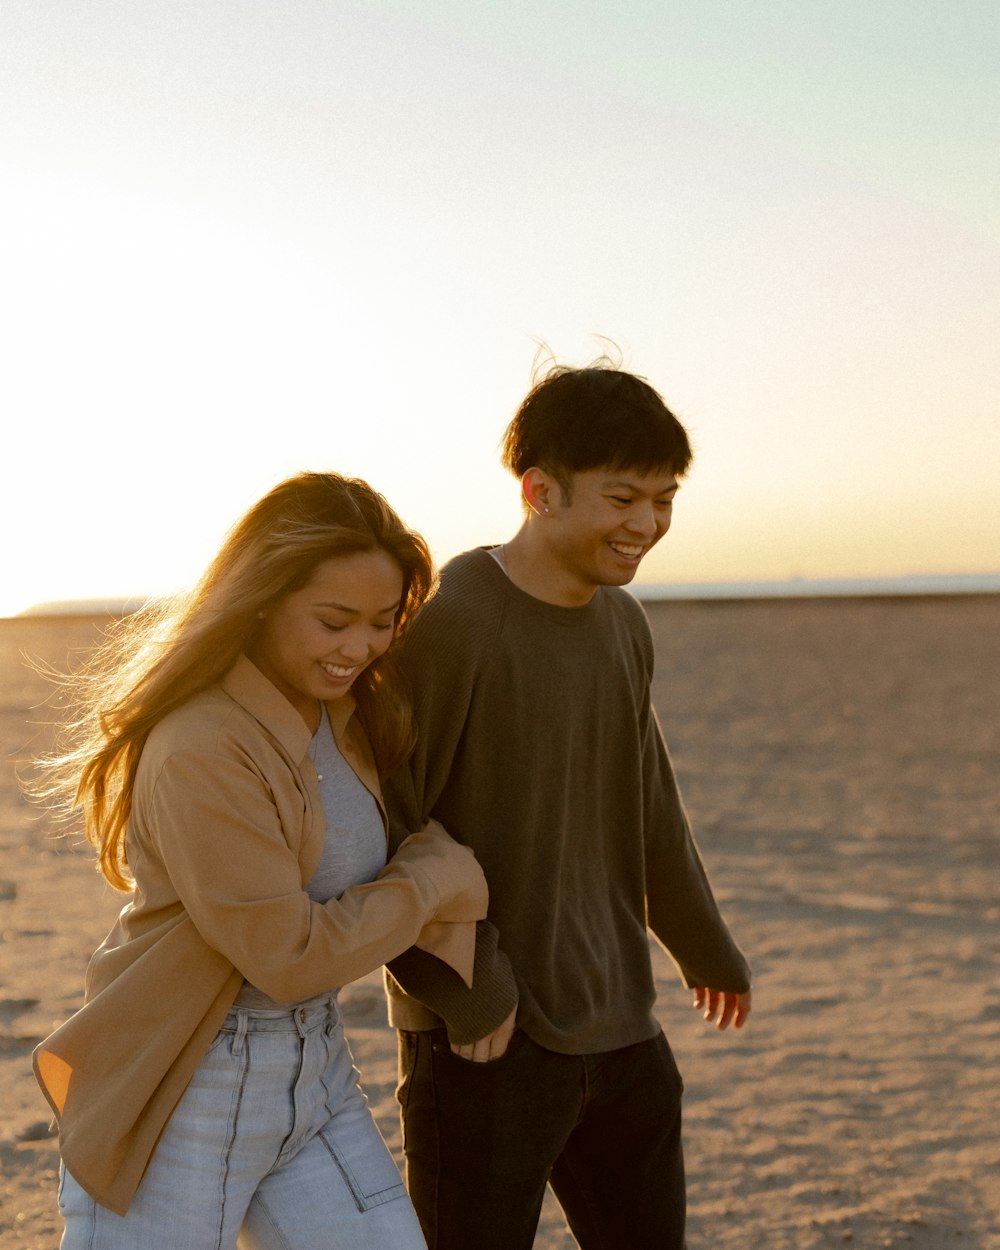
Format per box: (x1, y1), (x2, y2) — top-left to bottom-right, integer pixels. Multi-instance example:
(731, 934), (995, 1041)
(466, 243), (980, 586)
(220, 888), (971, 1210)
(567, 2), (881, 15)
(7, 570), (1000, 618)
(629, 571), (1000, 602)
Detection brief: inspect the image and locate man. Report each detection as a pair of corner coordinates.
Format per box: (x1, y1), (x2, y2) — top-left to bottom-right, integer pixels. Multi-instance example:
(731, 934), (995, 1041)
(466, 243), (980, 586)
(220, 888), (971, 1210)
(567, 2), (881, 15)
(384, 362), (751, 1250)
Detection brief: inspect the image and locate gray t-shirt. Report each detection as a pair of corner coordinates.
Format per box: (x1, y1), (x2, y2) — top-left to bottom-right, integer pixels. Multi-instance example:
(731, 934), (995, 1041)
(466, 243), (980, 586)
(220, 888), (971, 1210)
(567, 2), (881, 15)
(235, 704), (386, 1009)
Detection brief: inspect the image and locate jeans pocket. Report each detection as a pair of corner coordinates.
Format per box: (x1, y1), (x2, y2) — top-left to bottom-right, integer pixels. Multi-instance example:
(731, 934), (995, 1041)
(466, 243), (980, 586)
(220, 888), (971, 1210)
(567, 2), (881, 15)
(203, 1027), (232, 1057)
(395, 1030), (418, 1114)
(654, 1030), (685, 1095)
(434, 1026), (526, 1068)
(318, 1117), (408, 1212)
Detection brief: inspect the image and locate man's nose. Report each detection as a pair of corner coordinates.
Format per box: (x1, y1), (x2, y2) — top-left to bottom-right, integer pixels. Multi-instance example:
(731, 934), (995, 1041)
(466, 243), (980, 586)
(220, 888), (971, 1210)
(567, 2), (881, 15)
(626, 503), (658, 536)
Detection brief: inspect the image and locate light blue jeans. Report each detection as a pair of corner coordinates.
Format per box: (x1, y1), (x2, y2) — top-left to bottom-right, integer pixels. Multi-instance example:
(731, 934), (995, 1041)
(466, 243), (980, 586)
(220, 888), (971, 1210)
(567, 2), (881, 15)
(59, 994), (426, 1250)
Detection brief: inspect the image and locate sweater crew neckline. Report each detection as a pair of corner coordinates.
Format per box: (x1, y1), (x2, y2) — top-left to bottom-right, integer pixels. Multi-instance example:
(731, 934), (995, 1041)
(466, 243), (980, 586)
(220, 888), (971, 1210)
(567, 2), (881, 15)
(473, 547), (609, 626)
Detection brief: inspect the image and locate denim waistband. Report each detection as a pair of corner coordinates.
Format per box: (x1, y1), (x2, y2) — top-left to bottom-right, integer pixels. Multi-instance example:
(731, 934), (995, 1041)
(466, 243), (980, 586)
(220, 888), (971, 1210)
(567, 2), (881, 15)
(220, 992), (341, 1036)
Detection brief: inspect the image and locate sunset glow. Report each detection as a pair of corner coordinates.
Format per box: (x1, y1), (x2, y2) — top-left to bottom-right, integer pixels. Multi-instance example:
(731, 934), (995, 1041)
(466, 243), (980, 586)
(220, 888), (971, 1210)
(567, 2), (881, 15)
(2, 2), (998, 617)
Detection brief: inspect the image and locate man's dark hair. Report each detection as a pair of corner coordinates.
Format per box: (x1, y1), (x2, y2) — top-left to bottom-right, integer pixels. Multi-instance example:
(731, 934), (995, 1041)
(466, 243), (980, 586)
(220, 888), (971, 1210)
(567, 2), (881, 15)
(500, 364), (693, 493)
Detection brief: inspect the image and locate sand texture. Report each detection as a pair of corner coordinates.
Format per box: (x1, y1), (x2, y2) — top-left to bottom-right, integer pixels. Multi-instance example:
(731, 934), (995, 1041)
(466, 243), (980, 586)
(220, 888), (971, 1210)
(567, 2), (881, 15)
(2, 597), (998, 1249)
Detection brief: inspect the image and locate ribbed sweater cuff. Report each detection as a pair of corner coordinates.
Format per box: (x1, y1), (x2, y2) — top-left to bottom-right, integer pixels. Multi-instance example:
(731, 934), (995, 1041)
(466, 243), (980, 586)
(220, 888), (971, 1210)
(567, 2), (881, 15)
(386, 921), (519, 1045)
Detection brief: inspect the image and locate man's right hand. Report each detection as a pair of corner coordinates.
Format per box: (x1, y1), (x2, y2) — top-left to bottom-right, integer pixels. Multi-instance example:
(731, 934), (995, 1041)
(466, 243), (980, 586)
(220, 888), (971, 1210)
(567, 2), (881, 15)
(693, 987), (752, 1030)
(450, 1006), (517, 1062)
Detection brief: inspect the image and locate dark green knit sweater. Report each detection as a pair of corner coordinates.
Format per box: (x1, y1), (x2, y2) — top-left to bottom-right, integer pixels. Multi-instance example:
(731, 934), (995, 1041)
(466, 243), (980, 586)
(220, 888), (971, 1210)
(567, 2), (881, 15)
(385, 548), (750, 1053)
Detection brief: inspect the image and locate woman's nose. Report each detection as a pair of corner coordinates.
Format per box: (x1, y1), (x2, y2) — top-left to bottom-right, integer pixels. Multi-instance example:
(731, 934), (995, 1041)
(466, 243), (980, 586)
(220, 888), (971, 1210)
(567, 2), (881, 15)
(336, 634), (370, 662)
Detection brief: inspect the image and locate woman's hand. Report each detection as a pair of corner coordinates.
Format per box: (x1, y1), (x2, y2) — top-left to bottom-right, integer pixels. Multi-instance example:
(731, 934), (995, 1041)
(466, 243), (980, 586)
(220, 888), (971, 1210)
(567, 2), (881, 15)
(392, 822), (489, 921)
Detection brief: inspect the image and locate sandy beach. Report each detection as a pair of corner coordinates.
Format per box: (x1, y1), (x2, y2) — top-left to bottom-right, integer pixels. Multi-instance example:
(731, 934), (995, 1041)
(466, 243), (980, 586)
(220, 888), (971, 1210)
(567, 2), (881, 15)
(2, 596), (998, 1249)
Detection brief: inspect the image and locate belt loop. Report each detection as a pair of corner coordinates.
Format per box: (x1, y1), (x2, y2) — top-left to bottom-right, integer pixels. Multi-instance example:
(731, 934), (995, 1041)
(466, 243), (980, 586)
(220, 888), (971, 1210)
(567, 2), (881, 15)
(232, 1009), (249, 1056)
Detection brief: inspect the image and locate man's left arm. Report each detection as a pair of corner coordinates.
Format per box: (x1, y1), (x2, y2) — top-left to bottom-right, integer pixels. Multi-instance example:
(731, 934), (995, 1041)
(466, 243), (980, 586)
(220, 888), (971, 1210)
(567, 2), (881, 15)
(642, 703), (752, 1022)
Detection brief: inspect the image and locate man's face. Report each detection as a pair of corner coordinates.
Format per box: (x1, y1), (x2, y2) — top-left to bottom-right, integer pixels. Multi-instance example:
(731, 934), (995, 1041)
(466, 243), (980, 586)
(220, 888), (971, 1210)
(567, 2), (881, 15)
(543, 467), (678, 602)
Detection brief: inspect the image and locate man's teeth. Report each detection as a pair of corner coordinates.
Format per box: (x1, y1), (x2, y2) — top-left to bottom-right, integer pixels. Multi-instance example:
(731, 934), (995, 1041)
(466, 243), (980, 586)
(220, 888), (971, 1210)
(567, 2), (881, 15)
(610, 543), (643, 558)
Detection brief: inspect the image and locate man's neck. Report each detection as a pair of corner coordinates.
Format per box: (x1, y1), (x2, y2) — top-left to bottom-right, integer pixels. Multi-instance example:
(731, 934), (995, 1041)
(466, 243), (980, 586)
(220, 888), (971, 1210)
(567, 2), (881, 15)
(495, 528), (597, 608)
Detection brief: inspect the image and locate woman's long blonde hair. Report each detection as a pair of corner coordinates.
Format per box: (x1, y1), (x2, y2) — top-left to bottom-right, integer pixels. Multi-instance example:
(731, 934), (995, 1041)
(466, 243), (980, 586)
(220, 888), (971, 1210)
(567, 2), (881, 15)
(34, 472), (434, 891)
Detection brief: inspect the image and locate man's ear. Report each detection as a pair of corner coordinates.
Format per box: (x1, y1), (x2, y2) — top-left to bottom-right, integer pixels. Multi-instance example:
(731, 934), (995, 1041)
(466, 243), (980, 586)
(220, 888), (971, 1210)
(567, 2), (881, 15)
(521, 468), (556, 517)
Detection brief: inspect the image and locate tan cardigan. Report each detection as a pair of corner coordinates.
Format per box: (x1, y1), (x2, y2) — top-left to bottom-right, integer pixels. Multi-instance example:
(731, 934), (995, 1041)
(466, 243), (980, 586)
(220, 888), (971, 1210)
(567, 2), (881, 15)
(33, 657), (487, 1215)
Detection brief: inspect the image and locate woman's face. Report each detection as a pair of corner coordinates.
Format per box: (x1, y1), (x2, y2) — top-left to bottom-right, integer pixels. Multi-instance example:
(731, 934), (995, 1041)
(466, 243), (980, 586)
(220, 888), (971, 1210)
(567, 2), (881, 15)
(251, 549), (404, 728)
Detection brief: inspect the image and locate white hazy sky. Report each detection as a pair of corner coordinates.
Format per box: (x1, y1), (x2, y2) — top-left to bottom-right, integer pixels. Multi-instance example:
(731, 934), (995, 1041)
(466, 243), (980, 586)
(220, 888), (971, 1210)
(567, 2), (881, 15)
(2, 1), (998, 616)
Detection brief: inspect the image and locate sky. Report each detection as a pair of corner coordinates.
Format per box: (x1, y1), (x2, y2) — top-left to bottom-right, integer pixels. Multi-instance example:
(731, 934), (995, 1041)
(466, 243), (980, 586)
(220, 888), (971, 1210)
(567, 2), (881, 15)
(2, 1), (998, 616)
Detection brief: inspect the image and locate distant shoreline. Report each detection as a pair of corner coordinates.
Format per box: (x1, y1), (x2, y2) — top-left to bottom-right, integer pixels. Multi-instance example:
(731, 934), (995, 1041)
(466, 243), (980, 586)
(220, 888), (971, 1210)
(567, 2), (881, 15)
(6, 573), (1000, 619)
(631, 572), (1000, 602)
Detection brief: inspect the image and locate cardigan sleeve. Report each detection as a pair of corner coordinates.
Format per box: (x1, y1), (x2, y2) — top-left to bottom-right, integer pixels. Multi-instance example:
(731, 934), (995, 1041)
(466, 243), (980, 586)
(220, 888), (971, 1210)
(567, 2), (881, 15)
(136, 745), (488, 1004)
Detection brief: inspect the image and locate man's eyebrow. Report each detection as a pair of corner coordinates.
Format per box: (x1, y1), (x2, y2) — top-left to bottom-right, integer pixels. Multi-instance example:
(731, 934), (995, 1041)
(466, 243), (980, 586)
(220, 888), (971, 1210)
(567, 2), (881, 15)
(312, 600), (401, 614)
(601, 478), (679, 493)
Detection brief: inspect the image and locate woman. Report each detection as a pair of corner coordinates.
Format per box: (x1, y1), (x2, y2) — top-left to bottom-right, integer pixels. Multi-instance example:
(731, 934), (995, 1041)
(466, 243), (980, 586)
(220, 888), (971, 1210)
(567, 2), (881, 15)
(31, 472), (487, 1249)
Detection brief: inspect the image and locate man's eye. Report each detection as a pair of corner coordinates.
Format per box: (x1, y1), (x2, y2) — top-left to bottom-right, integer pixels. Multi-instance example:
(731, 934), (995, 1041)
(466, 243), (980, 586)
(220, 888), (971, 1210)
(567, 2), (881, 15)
(611, 496), (633, 505)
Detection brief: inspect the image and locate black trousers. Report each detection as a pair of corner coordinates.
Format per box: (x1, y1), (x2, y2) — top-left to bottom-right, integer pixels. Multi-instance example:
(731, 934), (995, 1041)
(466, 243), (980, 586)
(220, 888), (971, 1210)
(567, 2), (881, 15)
(396, 1027), (687, 1250)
